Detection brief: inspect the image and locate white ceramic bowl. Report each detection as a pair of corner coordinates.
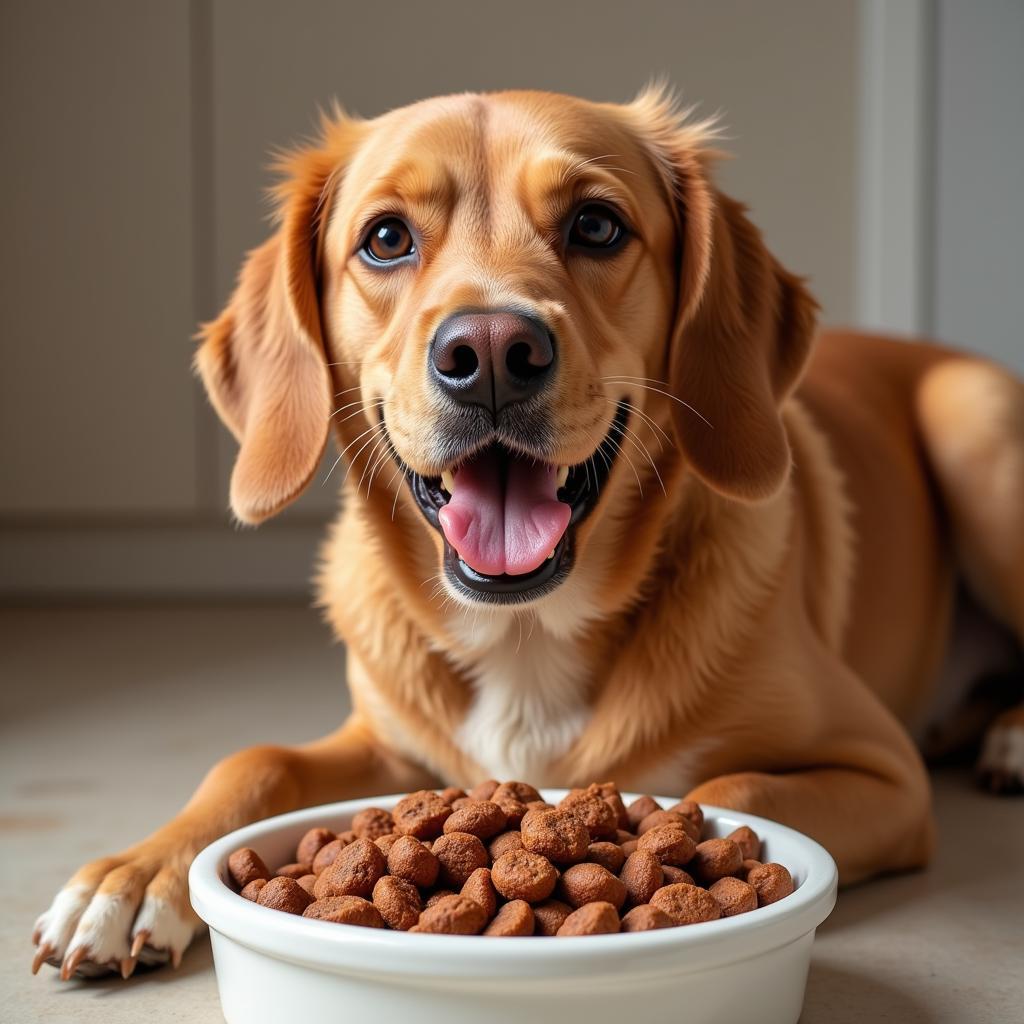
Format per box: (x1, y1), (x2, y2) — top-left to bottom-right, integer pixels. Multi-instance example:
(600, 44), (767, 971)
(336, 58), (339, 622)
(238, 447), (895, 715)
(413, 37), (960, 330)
(190, 792), (837, 1024)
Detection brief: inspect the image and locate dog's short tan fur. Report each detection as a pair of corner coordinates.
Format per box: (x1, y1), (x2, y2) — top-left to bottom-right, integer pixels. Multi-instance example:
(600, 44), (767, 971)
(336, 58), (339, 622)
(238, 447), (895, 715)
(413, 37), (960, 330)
(32, 88), (1024, 978)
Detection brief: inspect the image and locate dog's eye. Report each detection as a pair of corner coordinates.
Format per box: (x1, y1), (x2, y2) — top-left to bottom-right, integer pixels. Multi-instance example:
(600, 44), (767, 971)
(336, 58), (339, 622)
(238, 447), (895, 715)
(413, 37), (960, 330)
(363, 218), (415, 263)
(569, 204), (625, 250)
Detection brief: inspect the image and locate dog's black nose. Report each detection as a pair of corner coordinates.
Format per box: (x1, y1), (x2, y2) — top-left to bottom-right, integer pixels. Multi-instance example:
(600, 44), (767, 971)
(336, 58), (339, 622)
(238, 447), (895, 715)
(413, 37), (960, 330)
(429, 311), (555, 413)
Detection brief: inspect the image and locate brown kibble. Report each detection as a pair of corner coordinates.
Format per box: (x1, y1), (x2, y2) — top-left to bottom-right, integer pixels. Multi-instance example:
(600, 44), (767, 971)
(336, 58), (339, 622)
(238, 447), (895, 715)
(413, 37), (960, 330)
(461, 867), (498, 920)
(352, 807), (394, 840)
(491, 848), (558, 903)
(451, 797), (474, 811)
(372, 875), (421, 931)
(391, 790), (452, 839)
(336, 830), (357, 845)
(667, 800), (705, 836)
(425, 888), (456, 908)
(650, 883), (721, 925)
(387, 835), (440, 888)
(620, 905), (675, 932)
(256, 876), (313, 915)
(483, 900), (535, 936)
(374, 833), (402, 857)
(313, 838), (386, 900)
(468, 779), (500, 801)
(439, 786), (467, 805)
(626, 795), (661, 831)
(228, 847), (270, 890)
(587, 841), (626, 874)
(616, 829), (636, 844)
(296, 874), (317, 897)
(726, 826), (761, 862)
(595, 785), (630, 831)
(521, 809), (590, 864)
(273, 862), (312, 880)
(556, 901), (620, 936)
(239, 878), (267, 901)
(526, 800), (554, 813)
(709, 876), (757, 917)
(492, 796), (528, 827)
(619, 850), (664, 906)
(295, 827), (335, 867)
(637, 825), (697, 866)
(432, 831), (489, 887)
(443, 800), (508, 839)
(492, 780), (543, 804)
(303, 895), (384, 928)
(620, 839), (639, 856)
(558, 790), (619, 840)
(559, 862), (627, 910)
(660, 865), (695, 887)
(747, 862), (795, 906)
(488, 830), (525, 860)
(415, 894), (487, 935)
(637, 809), (694, 839)
(532, 899), (573, 936)
(737, 858), (762, 881)
(690, 839), (743, 884)
(312, 838), (346, 875)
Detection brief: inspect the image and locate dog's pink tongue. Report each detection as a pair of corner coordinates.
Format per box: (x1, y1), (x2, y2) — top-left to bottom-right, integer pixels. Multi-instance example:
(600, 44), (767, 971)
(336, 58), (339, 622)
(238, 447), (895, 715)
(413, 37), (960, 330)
(438, 452), (570, 576)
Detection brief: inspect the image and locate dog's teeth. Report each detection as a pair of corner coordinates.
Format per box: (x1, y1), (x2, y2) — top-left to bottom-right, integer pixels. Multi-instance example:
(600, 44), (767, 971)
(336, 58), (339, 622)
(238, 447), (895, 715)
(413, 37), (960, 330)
(556, 465), (569, 488)
(547, 549), (556, 560)
(441, 470), (455, 495)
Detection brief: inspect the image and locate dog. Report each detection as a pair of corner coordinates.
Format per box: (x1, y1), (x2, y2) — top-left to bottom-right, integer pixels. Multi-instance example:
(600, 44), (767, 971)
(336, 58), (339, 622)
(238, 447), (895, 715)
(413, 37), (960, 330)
(32, 87), (1024, 979)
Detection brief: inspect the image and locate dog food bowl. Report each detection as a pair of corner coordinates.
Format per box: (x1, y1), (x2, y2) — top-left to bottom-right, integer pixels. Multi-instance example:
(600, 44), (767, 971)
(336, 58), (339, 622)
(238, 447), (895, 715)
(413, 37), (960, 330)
(190, 791), (837, 1024)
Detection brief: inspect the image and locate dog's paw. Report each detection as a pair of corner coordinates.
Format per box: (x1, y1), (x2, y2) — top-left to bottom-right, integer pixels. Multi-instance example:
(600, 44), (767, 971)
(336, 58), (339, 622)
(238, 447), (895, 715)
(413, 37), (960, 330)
(976, 706), (1024, 795)
(31, 848), (201, 980)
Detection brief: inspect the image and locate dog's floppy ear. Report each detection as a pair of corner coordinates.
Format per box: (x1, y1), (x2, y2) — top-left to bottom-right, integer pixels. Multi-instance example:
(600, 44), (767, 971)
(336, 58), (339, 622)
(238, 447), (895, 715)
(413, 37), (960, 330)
(195, 116), (359, 524)
(631, 89), (818, 502)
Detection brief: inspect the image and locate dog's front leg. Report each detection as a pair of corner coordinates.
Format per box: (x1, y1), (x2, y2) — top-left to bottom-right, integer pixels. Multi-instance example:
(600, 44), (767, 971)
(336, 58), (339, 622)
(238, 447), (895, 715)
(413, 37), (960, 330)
(31, 714), (433, 979)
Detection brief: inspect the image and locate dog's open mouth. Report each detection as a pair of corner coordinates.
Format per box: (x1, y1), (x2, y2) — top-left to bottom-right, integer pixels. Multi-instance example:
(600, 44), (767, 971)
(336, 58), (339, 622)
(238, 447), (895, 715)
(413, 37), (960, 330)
(405, 401), (630, 602)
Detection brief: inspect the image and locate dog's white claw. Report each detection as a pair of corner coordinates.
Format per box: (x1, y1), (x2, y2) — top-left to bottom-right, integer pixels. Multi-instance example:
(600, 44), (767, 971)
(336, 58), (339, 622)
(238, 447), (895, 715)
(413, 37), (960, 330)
(32, 883), (91, 976)
(31, 942), (54, 976)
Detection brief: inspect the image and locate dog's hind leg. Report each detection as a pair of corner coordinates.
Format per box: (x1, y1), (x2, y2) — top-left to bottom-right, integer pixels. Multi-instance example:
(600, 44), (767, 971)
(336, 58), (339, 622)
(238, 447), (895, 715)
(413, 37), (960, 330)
(916, 355), (1024, 792)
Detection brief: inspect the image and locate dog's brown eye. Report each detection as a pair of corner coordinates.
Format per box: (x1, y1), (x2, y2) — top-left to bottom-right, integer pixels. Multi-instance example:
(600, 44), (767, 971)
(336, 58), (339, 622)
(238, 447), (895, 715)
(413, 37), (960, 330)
(569, 204), (625, 250)
(363, 218), (415, 263)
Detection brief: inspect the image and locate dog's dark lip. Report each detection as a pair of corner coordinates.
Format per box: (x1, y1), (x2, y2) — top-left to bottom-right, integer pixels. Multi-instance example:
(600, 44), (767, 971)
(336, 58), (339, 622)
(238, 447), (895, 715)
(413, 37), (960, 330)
(388, 401), (630, 604)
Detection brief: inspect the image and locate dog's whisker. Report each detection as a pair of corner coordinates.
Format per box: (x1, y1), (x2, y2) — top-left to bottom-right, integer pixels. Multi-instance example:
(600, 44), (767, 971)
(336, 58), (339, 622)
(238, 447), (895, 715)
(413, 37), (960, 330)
(322, 420), (384, 485)
(604, 399), (673, 452)
(333, 385), (364, 399)
(355, 431), (392, 493)
(329, 422), (385, 487)
(364, 437), (396, 497)
(332, 398), (384, 427)
(618, 422), (668, 497)
(602, 434), (643, 498)
(602, 379), (714, 429)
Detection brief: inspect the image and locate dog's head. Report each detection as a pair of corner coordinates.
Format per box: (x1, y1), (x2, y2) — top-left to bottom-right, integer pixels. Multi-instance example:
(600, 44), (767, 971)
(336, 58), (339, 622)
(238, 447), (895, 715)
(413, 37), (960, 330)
(197, 88), (816, 608)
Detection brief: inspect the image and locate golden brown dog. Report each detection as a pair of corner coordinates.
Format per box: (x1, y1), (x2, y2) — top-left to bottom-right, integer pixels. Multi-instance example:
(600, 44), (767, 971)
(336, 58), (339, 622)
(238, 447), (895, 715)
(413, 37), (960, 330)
(32, 87), (1024, 979)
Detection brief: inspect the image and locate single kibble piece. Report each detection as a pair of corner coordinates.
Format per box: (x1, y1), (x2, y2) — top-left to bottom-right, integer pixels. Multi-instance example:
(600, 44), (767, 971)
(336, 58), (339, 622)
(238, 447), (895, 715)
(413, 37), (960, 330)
(690, 839), (743, 884)
(439, 786), (467, 805)
(709, 876), (757, 917)
(650, 883), (722, 925)
(626, 795), (662, 831)
(303, 895), (384, 928)
(239, 878), (267, 902)
(443, 800), (508, 839)
(387, 835), (440, 888)
(391, 790), (452, 839)
(295, 827), (335, 867)
(526, 800), (555, 813)
(593, 784), (630, 831)
(587, 841), (626, 874)
(491, 848), (558, 903)
(274, 862), (312, 880)
(559, 862), (627, 910)
(667, 800), (705, 835)
(533, 899), (573, 936)
(336, 830), (357, 845)
(468, 779), (500, 801)
(352, 807), (394, 840)
(296, 874), (317, 897)
(374, 833), (402, 857)
(492, 780), (543, 805)
(620, 839), (639, 856)
(488, 830), (525, 860)
(484, 900), (535, 936)
(660, 865), (695, 886)
(414, 894), (488, 935)
(432, 831), (489, 887)
(558, 791), (619, 840)
(737, 858), (762, 881)
(637, 825), (697, 866)
(461, 867), (498, 920)
(313, 838), (386, 900)
(312, 838), (348, 875)
(228, 848), (270, 890)
(425, 889), (456, 908)
(726, 826), (761, 862)
(556, 901), (620, 936)
(747, 863), (795, 906)
(637, 810), (693, 838)
(372, 875), (421, 931)
(256, 876), (313, 915)
(492, 796), (528, 827)
(450, 798), (473, 811)
(619, 850), (664, 906)
(521, 809), (590, 864)
(620, 905), (675, 932)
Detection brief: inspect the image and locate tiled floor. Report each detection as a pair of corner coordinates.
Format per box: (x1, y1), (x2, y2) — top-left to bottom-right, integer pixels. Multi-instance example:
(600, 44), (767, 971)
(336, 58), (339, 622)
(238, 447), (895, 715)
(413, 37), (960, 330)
(2, 606), (1021, 1023)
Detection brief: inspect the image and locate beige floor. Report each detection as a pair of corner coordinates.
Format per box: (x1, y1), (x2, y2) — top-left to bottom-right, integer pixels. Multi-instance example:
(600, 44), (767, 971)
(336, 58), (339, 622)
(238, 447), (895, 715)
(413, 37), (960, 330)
(2, 606), (1021, 1024)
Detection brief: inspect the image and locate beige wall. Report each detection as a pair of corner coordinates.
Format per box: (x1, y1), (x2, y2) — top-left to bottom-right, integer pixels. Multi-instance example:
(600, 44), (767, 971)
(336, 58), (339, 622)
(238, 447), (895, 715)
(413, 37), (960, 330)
(1, 0), (861, 596)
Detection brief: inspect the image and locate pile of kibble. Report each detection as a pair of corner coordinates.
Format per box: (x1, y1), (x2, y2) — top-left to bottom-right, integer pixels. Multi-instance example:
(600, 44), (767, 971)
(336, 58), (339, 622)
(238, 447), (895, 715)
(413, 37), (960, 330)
(227, 781), (795, 936)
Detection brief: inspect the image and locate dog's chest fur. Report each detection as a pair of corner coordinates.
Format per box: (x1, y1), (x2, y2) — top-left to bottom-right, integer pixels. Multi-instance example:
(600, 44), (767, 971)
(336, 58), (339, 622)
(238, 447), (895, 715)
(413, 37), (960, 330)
(450, 615), (591, 782)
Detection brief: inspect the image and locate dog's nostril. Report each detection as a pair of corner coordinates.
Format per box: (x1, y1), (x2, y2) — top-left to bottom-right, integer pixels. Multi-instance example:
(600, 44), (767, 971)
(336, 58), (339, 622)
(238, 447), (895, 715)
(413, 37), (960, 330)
(506, 340), (545, 381)
(444, 344), (479, 379)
